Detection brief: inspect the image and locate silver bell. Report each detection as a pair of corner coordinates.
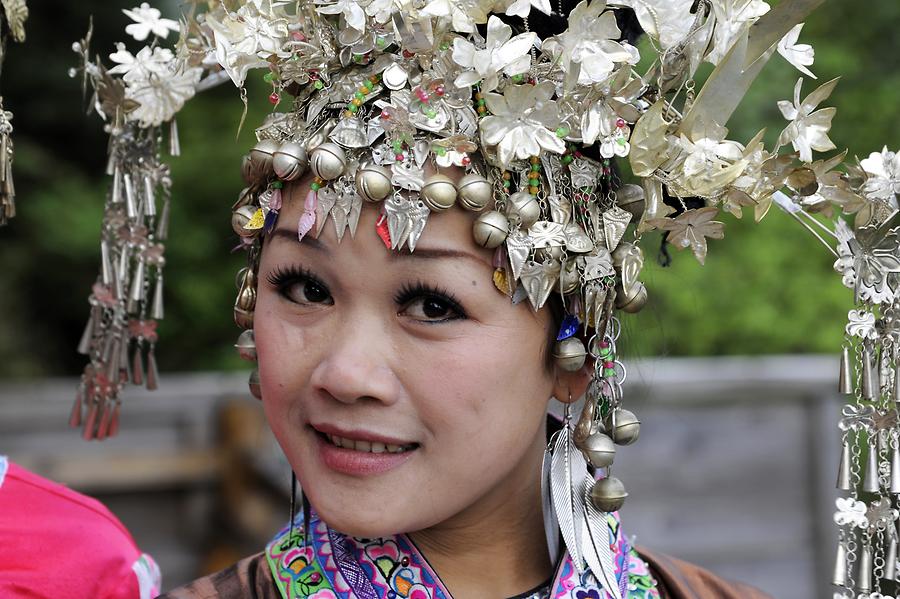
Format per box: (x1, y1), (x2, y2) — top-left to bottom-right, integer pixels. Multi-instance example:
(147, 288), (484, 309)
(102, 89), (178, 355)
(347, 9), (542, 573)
(552, 337), (586, 372)
(578, 432), (616, 468)
(472, 211), (509, 249)
(615, 183), (645, 220)
(590, 476), (628, 512)
(457, 173), (493, 211)
(235, 329), (257, 361)
(249, 139), (280, 177)
(506, 191), (541, 229)
(232, 205), (260, 238)
(614, 281), (647, 313)
(421, 174), (458, 212)
(248, 369), (262, 399)
(355, 163), (393, 202)
(310, 142), (347, 180)
(607, 409), (640, 446)
(272, 142), (309, 181)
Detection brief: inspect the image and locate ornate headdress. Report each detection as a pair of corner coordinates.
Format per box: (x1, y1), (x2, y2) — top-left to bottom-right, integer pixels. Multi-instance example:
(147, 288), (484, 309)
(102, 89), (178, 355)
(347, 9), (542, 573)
(66, 0), (899, 596)
(0, 0), (27, 226)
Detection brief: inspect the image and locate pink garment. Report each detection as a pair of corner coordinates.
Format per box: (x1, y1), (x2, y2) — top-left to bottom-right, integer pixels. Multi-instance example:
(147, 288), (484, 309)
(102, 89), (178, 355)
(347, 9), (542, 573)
(0, 456), (161, 598)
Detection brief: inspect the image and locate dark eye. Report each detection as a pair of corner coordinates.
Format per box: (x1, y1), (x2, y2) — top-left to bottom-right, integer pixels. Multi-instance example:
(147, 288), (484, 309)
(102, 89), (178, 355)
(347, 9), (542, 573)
(267, 267), (333, 306)
(396, 283), (466, 323)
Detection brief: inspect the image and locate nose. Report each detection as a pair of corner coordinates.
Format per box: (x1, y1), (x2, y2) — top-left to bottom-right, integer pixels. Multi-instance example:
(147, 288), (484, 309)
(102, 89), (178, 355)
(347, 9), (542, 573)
(308, 311), (401, 406)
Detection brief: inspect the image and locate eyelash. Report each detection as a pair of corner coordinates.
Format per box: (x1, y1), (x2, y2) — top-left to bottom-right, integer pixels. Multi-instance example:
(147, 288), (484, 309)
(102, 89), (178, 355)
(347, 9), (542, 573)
(265, 266), (467, 322)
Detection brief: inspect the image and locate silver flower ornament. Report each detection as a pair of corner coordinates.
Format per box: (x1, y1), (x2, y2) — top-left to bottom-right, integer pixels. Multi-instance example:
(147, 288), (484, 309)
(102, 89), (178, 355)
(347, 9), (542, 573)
(452, 15), (536, 92)
(777, 77), (838, 163)
(860, 147), (900, 207)
(480, 82), (566, 167)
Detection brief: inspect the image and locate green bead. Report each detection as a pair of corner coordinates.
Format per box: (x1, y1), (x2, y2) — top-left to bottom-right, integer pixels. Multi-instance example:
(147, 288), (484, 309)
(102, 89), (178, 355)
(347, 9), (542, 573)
(512, 74), (523, 82)
(502, 180), (511, 188)
(271, 181), (284, 189)
(556, 127), (570, 138)
(562, 155), (573, 164)
(263, 72), (275, 83)
(425, 109), (437, 118)
(392, 141), (402, 151)
(617, 137), (626, 145)
(477, 99), (485, 106)
(314, 80), (324, 89)
(376, 37), (386, 48)
(531, 164), (541, 171)
(355, 91), (365, 100)
(603, 368), (616, 377)
(435, 147), (446, 156)
(439, 42), (449, 51)
(348, 104), (358, 113)
(310, 182), (321, 191)
(528, 178), (539, 186)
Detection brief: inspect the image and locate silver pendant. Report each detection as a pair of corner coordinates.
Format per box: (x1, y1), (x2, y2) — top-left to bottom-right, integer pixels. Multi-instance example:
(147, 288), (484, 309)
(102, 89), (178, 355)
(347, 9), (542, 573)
(832, 538), (848, 587)
(384, 195), (429, 251)
(316, 186), (338, 237)
(519, 260), (560, 310)
(837, 439), (852, 491)
(601, 206), (632, 252)
(549, 423), (587, 573)
(839, 346), (853, 395)
(505, 230), (533, 281)
(863, 439), (880, 493)
(858, 540), (873, 593)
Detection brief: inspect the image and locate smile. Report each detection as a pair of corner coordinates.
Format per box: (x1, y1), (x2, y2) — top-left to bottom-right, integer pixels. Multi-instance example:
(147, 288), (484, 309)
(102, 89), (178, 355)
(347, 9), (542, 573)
(323, 434), (416, 454)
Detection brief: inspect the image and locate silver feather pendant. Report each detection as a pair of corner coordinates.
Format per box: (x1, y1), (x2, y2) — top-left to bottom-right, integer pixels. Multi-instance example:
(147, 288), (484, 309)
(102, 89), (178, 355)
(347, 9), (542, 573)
(550, 422), (588, 573)
(582, 479), (623, 599)
(541, 443), (561, 567)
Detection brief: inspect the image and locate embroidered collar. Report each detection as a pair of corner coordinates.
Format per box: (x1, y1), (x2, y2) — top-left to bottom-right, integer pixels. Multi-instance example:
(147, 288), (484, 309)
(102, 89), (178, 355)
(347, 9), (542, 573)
(265, 510), (659, 599)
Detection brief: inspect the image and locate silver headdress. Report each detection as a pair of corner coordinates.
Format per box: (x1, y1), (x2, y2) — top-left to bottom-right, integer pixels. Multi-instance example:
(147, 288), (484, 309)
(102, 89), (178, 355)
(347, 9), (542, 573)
(70, 1), (898, 595)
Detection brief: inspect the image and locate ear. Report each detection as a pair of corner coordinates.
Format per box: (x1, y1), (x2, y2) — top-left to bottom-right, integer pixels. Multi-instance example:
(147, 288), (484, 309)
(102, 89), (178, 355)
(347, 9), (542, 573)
(552, 356), (594, 404)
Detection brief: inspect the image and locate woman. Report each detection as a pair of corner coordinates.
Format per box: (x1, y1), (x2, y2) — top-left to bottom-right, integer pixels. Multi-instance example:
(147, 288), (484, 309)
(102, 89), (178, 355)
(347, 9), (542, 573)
(71, 0), (889, 596)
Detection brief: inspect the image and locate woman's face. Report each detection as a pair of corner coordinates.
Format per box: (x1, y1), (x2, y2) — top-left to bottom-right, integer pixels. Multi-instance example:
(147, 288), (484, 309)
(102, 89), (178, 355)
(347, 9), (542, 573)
(255, 179), (564, 537)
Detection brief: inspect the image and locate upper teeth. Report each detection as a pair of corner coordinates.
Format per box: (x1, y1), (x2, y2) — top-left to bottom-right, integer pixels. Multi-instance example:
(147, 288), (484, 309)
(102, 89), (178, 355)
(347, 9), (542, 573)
(327, 434), (411, 453)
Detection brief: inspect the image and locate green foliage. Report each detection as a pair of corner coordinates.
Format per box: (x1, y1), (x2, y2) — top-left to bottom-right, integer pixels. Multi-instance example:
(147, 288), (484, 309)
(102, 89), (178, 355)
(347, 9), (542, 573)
(0, 1), (896, 379)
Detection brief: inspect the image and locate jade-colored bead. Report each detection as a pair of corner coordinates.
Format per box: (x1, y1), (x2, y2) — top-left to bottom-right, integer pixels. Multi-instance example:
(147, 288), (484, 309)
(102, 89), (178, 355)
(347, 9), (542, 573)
(355, 91), (365, 100)
(310, 182), (321, 191)
(271, 181), (284, 189)
(314, 81), (324, 89)
(348, 104), (358, 113)
(263, 72), (275, 83)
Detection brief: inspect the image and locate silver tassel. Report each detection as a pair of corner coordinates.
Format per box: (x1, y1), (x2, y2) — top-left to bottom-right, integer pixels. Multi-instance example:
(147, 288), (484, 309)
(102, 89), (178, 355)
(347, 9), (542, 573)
(129, 257), (146, 306)
(886, 534), (898, 581)
(892, 440), (900, 494)
(169, 118), (180, 156)
(863, 348), (875, 400)
(894, 362), (900, 407)
(100, 240), (112, 286)
(124, 172), (137, 219)
(155, 198), (170, 240)
(146, 344), (159, 391)
(111, 164), (122, 202)
(117, 245), (131, 300)
(858, 541), (873, 593)
(833, 539), (848, 587)
(77, 308), (96, 356)
(151, 271), (164, 320)
(581, 481), (623, 599)
(864, 439), (880, 493)
(143, 174), (156, 217)
(840, 346), (853, 395)
(837, 438), (852, 491)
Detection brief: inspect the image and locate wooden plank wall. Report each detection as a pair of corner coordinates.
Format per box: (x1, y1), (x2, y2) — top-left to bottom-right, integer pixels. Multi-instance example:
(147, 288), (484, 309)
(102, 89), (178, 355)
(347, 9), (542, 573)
(0, 356), (842, 597)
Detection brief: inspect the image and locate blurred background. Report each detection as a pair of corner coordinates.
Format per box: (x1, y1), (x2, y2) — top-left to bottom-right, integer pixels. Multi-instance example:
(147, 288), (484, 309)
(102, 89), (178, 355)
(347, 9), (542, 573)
(0, 0), (897, 596)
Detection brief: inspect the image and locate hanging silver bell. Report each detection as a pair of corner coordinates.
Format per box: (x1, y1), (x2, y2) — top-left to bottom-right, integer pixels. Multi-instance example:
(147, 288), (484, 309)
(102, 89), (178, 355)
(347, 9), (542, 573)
(614, 281), (647, 313)
(248, 369), (262, 399)
(886, 533), (898, 581)
(457, 173), (492, 211)
(249, 139), (280, 177)
(862, 347), (876, 401)
(839, 346), (853, 395)
(472, 210), (509, 249)
(891, 441), (900, 494)
(355, 163), (393, 202)
(552, 337), (587, 372)
(235, 329), (257, 361)
(420, 174), (458, 211)
(590, 476), (628, 512)
(577, 432), (616, 468)
(863, 441), (880, 493)
(232, 205), (261, 238)
(837, 439), (852, 491)
(309, 142), (347, 180)
(858, 541), (873, 593)
(607, 409), (641, 446)
(506, 191), (541, 229)
(832, 539), (848, 587)
(273, 142), (309, 181)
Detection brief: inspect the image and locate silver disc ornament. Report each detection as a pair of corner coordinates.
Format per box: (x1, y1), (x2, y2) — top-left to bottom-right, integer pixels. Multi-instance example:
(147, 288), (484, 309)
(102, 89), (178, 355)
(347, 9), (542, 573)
(590, 476), (628, 512)
(310, 142), (347, 181)
(421, 174), (458, 211)
(249, 139), (280, 177)
(272, 142), (309, 181)
(457, 173), (493, 211)
(552, 337), (587, 372)
(355, 163), (393, 202)
(473, 210), (509, 249)
(607, 409), (640, 445)
(506, 191), (541, 229)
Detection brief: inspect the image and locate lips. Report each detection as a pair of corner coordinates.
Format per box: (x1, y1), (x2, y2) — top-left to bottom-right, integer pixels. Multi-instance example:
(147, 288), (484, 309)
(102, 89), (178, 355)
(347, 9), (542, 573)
(311, 424), (419, 476)
(324, 434), (415, 454)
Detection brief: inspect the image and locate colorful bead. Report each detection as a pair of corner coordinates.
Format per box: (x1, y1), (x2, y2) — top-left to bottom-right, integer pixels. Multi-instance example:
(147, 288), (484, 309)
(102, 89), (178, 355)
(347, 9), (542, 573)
(556, 126), (570, 138)
(263, 71), (276, 83)
(269, 92), (280, 105)
(271, 181), (284, 189)
(529, 186), (539, 195)
(314, 80), (324, 89)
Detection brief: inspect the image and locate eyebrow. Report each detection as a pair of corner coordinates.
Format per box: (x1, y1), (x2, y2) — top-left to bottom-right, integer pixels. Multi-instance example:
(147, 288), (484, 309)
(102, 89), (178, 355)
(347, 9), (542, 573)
(268, 227), (490, 268)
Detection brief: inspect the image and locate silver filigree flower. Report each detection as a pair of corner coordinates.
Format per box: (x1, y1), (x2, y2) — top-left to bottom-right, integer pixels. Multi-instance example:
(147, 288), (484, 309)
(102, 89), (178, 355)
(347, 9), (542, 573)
(777, 77), (837, 163)
(451, 16), (536, 92)
(122, 2), (179, 41)
(480, 82), (565, 167)
(860, 147), (900, 207)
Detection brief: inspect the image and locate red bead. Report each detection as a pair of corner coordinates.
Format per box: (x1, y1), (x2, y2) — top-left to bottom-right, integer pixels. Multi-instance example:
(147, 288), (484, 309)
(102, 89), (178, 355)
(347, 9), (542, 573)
(416, 89), (429, 102)
(380, 109), (391, 120)
(461, 156), (471, 166)
(292, 31), (306, 42)
(603, 361), (615, 369)
(395, 153), (405, 161)
(402, 49), (414, 58)
(269, 92), (280, 105)
(434, 85), (445, 96)
(616, 118), (626, 128)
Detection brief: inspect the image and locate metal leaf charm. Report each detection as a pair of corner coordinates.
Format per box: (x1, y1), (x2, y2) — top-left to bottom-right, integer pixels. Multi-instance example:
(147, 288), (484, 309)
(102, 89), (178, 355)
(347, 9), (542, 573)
(629, 100), (672, 177)
(519, 260), (559, 309)
(584, 282), (608, 329)
(565, 223), (593, 253)
(583, 248), (614, 281)
(506, 230), (533, 281)
(550, 425), (588, 573)
(602, 206), (632, 252)
(548, 194), (572, 225)
(316, 187), (338, 237)
(542, 445), (561, 566)
(384, 195), (429, 251)
(529, 221), (567, 249)
(328, 117), (369, 148)
(582, 480), (623, 599)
